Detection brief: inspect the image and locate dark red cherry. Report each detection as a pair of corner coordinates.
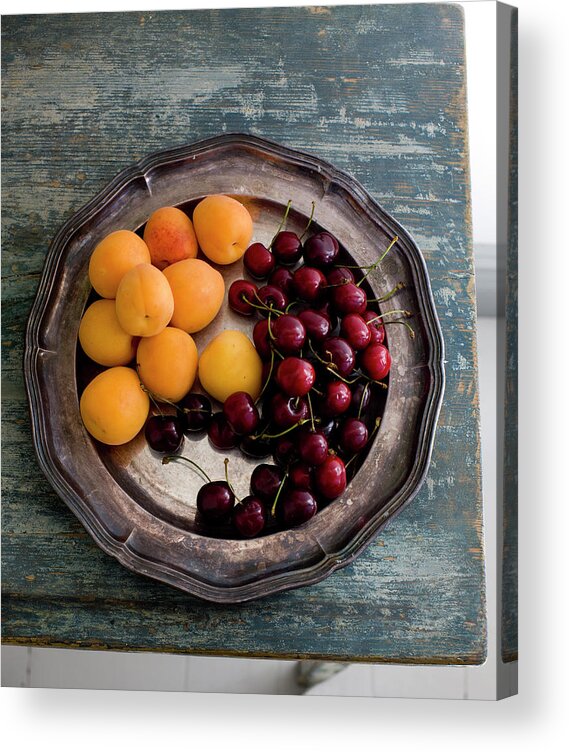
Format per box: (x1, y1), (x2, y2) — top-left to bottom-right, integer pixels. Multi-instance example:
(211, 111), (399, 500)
(314, 455), (347, 500)
(272, 231), (303, 266)
(223, 391), (260, 436)
(232, 496), (266, 538)
(270, 392), (308, 428)
(257, 285), (288, 315)
(322, 380), (352, 417)
(197, 481), (235, 522)
(240, 434), (273, 459)
(293, 266), (327, 303)
(269, 267), (295, 296)
(273, 436), (297, 467)
(179, 393), (212, 433)
(244, 242), (275, 279)
(332, 282), (367, 315)
(297, 428), (329, 466)
(362, 310), (385, 345)
(271, 314), (306, 354)
(250, 463), (284, 503)
(289, 462), (314, 491)
(339, 418), (369, 454)
(229, 279), (258, 316)
(340, 313), (372, 350)
(145, 415), (184, 454)
(326, 266), (355, 287)
(280, 489), (317, 526)
(276, 357), (315, 397)
(253, 318), (272, 360)
(349, 381), (371, 417)
(297, 309), (331, 343)
(320, 337), (355, 377)
(303, 231), (339, 268)
(208, 412), (239, 450)
(360, 343), (392, 380)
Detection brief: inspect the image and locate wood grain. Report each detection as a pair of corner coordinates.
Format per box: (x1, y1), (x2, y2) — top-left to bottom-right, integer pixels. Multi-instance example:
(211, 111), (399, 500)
(1, 4), (485, 663)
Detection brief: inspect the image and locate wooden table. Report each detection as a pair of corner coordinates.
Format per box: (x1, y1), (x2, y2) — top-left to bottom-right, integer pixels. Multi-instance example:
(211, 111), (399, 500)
(2, 4), (486, 665)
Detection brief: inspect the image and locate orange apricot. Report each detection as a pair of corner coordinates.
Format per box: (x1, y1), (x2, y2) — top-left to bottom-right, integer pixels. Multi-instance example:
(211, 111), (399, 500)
(162, 258), (224, 333)
(192, 194), (253, 265)
(198, 330), (263, 403)
(136, 327), (198, 403)
(115, 263), (174, 337)
(78, 299), (137, 366)
(143, 206), (199, 270)
(80, 366), (149, 445)
(88, 230), (151, 298)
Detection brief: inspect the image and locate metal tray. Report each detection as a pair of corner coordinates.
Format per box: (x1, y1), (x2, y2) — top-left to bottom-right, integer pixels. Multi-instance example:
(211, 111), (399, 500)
(24, 133), (445, 603)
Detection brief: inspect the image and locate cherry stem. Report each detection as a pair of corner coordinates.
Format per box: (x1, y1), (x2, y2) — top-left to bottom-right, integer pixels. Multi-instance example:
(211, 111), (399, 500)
(162, 455), (211, 484)
(267, 314), (276, 341)
(253, 418), (310, 441)
(271, 471), (289, 518)
(345, 417), (382, 471)
(357, 381), (371, 420)
(356, 236), (398, 287)
(224, 458), (241, 503)
(245, 293), (283, 317)
(299, 201), (316, 240)
(372, 281), (406, 303)
(366, 309), (411, 324)
(269, 199), (292, 248)
(325, 367), (361, 385)
(383, 319), (416, 339)
(306, 390), (316, 433)
(257, 348), (275, 403)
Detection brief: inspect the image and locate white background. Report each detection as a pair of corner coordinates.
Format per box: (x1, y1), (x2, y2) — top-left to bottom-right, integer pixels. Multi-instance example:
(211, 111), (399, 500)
(1, 0), (568, 748)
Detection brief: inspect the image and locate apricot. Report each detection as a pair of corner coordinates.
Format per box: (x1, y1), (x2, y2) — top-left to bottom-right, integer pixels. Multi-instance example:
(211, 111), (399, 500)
(80, 366), (149, 445)
(193, 194), (253, 265)
(162, 258), (224, 333)
(136, 327), (198, 403)
(88, 230), (151, 298)
(143, 206), (199, 270)
(78, 299), (137, 366)
(198, 330), (262, 403)
(115, 263), (174, 337)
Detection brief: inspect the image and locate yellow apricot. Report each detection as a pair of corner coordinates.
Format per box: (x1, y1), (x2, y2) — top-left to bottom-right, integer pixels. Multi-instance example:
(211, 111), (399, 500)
(162, 258), (224, 333)
(78, 299), (137, 366)
(115, 263), (174, 337)
(198, 330), (262, 403)
(136, 327), (198, 403)
(80, 366), (149, 445)
(143, 206), (198, 270)
(192, 194), (253, 265)
(88, 230), (151, 298)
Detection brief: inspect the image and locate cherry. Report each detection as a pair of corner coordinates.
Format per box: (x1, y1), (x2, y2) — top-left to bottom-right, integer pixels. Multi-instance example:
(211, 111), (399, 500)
(179, 393), (212, 433)
(269, 267), (295, 297)
(360, 343), (392, 380)
(314, 455), (347, 500)
(244, 242), (275, 279)
(270, 314), (306, 354)
(223, 391), (260, 436)
(256, 285), (288, 315)
(326, 266), (355, 287)
(318, 417), (338, 441)
(229, 279), (258, 316)
(297, 427), (329, 466)
(303, 231), (339, 268)
(208, 412), (239, 450)
(362, 309), (385, 345)
(340, 313), (372, 350)
(270, 392), (308, 428)
(253, 318), (272, 360)
(145, 415), (184, 454)
(280, 489), (317, 527)
(339, 418), (369, 454)
(316, 300), (339, 330)
(297, 309), (331, 343)
(250, 463), (284, 503)
(349, 381), (371, 417)
(276, 357), (315, 397)
(272, 231), (303, 266)
(240, 433), (273, 459)
(273, 436), (297, 467)
(232, 496), (266, 538)
(322, 380), (352, 417)
(197, 481), (235, 522)
(289, 462), (314, 491)
(320, 337), (355, 377)
(332, 282), (367, 315)
(292, 266), (327, 303)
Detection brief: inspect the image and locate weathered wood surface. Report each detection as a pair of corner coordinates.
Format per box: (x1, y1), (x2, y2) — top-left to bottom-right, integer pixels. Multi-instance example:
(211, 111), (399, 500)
(1, 4), (485, 663)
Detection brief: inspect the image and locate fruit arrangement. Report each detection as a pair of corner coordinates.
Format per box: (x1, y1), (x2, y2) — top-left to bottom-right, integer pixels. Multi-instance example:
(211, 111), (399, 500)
(77, 195), (413, 540)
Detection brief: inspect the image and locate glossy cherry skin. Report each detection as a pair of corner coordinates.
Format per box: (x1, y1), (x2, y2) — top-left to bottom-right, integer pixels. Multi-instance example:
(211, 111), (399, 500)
(360, 343), (392, 380)
(320, 337), (355, 377)
(272, 231), (303, 266)
(293, 266), (327, 304)
(250, 463), (284, 503)
(349, 381), (371, 417)
(340, 313), (372, 351)
(276, 357), (315, 397)
(289, 462), (314, 491)
(253, 318), (272, 360)
(179, 393), (212, 433)
(280, 489), (317, 527)
(223, 391), (260, 436)
(207, 413), (239, 450)
(322, 380), (352, 417)
(339, 418), (369, 454)
(257, 285), (288, 315)
(326, 266), (355, 287)
(270, 392), (309, 429)
(303, 231), (339, 268)
(273, 436), (298, 467)
(332, 282), (367, 315)
(232, 496), (266, 538)
(271, 314), (306, 354)
(297, 309), (331, 343)
(243, 242), (275, 279)
(362, 309), (385, 345)
(314, 455), (347, 500)
(228, 279), (258, 316)
(197, 481), (235, 522)
(297, 428), (329, 466)
(145, 415), (184, 454)
(269, 267), (295, 297)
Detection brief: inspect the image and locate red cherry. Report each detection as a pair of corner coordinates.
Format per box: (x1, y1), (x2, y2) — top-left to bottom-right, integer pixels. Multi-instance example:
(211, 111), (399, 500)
(297, 309), (331, 343)
(270, 314), (306, 354)
(326, 266), (355, 286)
(232, 496), (266, 538)
(257, 285), (288, 315)
(272, 231), (303, 266)
(270, 392), (309, 428)
(339, 418), (369, 454)
(228, 279), (258, 316)
(250, 464), (285, 503)
(145, 415), (184, 454)
(362, 310), (385, 345)
(253, 319), (272, 360)
(276, 357), (315, 397)
(315, 455), (347, 500)
(322, 380), (352, 417)
(320, 337), (355, 377)
(360, 343), (392, 380)
(223, 391), (260, 436)
(197, 481), (235, 522)
(280, 489), (317, 526)
(332, 282), (367, 315)
(269, 267), (295, 296)
(289, 462), (314, 491)
(293, 266), (327, 303)
(303, 231), (339, 268)
(243, 242), (275, 279)
(340, 313), (372, 350)
(208, 413), (239, 450)
(297, 427), (329, 466)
